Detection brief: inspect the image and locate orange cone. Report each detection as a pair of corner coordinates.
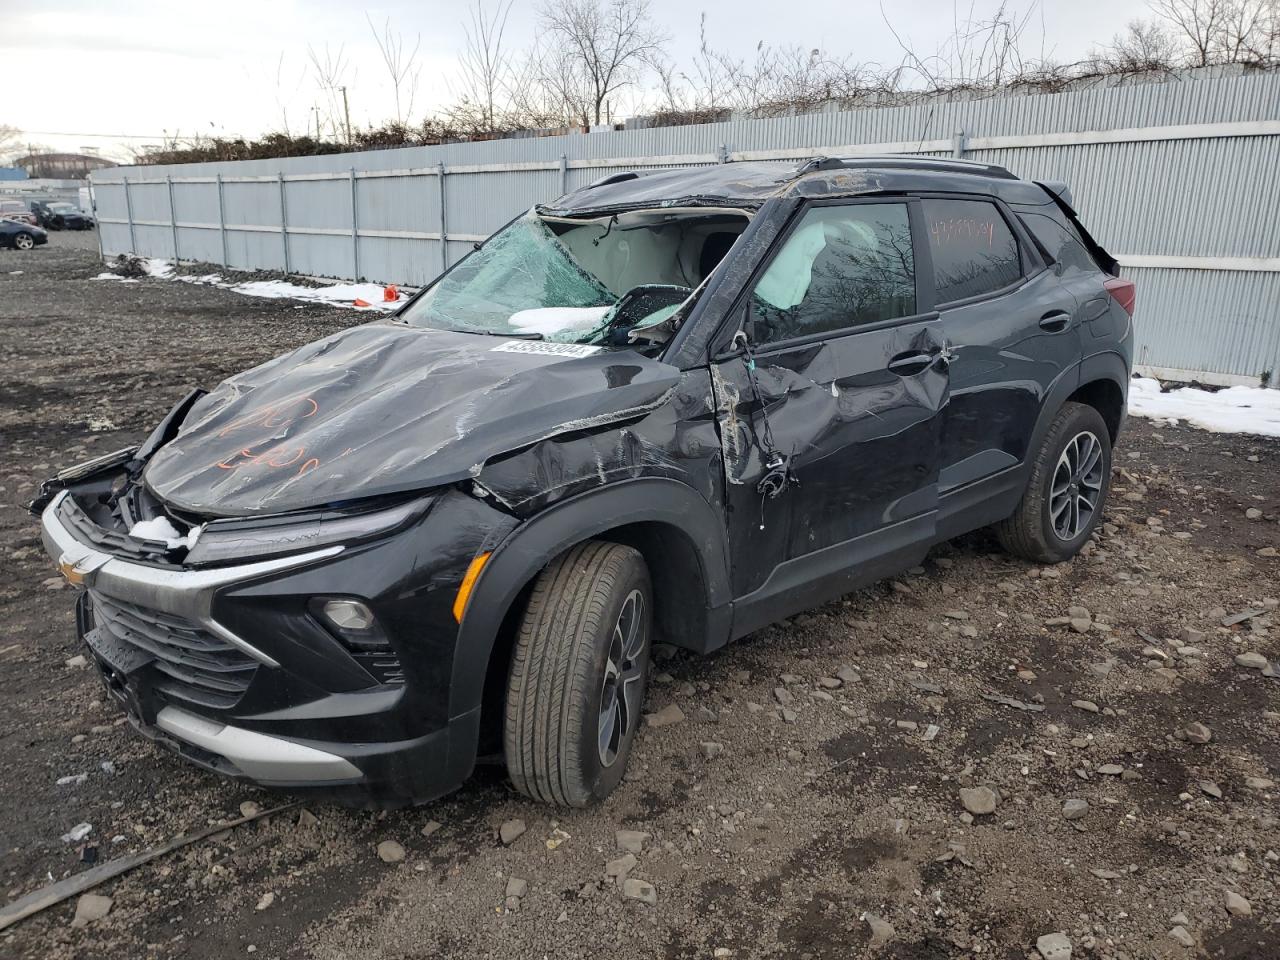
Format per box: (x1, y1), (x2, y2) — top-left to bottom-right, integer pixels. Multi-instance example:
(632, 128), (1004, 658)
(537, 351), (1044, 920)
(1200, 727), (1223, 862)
(353, 298), (372, 308)
(383, 284), (399, 302)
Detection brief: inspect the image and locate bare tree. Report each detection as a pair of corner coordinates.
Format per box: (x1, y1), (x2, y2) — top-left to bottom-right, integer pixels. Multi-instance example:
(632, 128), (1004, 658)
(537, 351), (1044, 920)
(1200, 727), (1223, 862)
(367, 15), (422, 126)
(0, 124), (20, 162)
(1150, 0), (1229, 64)
(308, 44), (355, 142)
(1217, 0), (1279, 62)
(538, 0), (668, 126)
(1097, 18), (1181, 69)
(883, 0), (1039, 91)
(449, 0), (516, 134)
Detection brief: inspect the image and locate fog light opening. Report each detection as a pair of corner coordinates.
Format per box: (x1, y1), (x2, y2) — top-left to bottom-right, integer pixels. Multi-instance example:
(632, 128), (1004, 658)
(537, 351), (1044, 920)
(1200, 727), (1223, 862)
(310, 597), (391, 653)
(322, 598), (375, 632)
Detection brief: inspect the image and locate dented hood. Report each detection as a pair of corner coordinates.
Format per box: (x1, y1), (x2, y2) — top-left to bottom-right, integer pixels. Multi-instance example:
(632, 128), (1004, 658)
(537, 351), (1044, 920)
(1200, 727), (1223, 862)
(142, 322), (680, 517)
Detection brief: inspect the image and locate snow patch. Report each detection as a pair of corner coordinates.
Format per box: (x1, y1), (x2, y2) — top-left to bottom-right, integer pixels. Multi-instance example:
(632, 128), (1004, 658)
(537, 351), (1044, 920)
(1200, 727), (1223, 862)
(128, 516), (198, 550)
(1129, 376), (1280, 438)
(101, 258), (409, 311)
(508, 306), (611, 337)
(229, 278), (397, 309)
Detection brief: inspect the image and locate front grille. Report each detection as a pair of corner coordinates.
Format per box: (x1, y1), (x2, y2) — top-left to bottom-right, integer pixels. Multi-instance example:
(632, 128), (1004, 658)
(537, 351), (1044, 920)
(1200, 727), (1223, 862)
(88, 590), (258, 709)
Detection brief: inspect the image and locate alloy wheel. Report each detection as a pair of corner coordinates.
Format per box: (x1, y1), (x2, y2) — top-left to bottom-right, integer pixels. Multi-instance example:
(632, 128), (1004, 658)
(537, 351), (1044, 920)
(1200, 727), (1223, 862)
(597, 589), (645, 767)
(15, 234), (34, 250)
(1049, 430), (1104, 541)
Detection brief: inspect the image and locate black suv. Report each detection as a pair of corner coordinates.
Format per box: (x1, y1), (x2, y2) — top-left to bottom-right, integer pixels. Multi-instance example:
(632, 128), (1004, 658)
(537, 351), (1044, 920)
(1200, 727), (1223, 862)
(35, 157), (1134, 808)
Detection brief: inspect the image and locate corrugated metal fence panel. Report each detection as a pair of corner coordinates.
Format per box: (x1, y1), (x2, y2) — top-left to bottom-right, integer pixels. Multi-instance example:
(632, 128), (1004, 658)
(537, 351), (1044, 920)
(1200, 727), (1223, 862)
(1130, 266), (1280, 380)
(965, 134), (1280, 259)
(445, 168), (561, 237)
(88, 70), (1280, 383)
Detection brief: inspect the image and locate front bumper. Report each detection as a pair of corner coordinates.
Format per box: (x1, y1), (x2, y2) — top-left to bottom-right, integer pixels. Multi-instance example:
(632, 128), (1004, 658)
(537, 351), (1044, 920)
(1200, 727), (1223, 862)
(40, 488), (508, 805)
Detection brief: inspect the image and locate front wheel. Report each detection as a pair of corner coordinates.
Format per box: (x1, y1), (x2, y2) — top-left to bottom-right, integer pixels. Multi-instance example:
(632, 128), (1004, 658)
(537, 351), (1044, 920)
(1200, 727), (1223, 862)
(13, 232), (35, 250)
(996, 401), (1112, 564)
(504, 541), (652, 807)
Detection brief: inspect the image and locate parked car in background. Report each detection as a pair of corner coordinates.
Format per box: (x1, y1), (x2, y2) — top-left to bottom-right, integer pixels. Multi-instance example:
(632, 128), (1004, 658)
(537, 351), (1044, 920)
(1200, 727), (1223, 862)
(25, 199), (57, 228)
(0, 199), (38, 226)
(32, 156), (1132, 809)
(45, 201), (95, 230)
(0, 218), (48, 250)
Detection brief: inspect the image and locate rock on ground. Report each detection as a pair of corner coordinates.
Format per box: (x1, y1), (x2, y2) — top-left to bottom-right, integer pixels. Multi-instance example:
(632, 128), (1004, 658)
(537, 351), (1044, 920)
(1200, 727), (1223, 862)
(70, 894), (113, 928)
(499, 819), (527, 845)
(376, 840), (406, 863)
(1036, 931), (1072, 960)
(959, 786), (998, 815)
(621, 877), (657, 905)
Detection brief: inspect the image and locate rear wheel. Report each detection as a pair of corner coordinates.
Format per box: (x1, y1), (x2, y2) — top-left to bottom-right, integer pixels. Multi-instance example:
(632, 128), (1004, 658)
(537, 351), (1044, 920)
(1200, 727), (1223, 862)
(996, 401), (1111, 563)
(504, 541), (652, 807)
(14, 232), (35, 251)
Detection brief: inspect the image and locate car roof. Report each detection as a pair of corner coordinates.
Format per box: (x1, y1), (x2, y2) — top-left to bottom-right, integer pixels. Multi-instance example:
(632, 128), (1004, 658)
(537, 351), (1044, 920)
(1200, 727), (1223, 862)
(542, 156), (1054, 215)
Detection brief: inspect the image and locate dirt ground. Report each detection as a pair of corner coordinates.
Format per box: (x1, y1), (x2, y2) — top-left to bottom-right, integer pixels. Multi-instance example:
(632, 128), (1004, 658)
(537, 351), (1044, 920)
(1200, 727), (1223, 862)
(1, 232), (1277, 960)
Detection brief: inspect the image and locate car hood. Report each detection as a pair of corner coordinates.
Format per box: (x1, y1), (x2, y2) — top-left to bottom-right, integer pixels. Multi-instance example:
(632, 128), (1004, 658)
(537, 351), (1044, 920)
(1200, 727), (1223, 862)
(142, 322), (680, 517)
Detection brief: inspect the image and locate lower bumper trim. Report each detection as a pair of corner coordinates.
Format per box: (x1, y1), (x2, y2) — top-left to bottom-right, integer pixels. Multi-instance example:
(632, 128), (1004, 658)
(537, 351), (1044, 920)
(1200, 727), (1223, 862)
(155, 706), (362, 783)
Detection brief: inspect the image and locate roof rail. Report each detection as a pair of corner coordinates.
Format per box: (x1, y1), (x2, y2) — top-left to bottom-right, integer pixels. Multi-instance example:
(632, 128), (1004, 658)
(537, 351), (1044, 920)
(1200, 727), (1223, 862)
(586, 171), (643, 189)
(794, 155), (1018, 180)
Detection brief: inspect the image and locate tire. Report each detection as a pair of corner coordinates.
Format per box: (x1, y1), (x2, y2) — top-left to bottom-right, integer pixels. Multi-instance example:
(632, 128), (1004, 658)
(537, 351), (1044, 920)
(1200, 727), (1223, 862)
(995, 401), (1112, 564)
(14, 232), (34, 251)
(504, 540), (652, 807)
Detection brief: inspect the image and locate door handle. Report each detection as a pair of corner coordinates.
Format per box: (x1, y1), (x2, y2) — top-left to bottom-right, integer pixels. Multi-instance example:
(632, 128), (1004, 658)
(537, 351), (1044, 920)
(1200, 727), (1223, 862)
(1039, 310), (1072, 332)
(887, 350), (936, 376)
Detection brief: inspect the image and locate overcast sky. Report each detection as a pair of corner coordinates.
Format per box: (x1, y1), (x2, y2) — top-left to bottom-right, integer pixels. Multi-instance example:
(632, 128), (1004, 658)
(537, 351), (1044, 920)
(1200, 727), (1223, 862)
(3, 0), (1151, 162)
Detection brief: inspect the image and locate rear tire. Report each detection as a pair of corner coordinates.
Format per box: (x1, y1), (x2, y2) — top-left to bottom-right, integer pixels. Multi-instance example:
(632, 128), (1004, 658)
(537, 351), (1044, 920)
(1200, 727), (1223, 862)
(996, 401), (1111, 564)
(504, 541), (652, 807)
(14, 232), (34, 251)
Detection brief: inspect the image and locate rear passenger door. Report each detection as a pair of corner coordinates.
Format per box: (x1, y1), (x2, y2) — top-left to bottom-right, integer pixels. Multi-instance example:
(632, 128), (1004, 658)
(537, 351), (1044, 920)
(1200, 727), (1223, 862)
(1016, 206), (1120, 350)
(922, 195), (1082, 537)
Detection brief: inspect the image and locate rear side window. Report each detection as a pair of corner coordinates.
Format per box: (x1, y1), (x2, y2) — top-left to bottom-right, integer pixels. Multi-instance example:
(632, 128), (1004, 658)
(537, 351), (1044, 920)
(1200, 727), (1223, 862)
(751, 202), (915, 343)
(1019, 211), (1097, 274)
(922, 198), (1022, 304)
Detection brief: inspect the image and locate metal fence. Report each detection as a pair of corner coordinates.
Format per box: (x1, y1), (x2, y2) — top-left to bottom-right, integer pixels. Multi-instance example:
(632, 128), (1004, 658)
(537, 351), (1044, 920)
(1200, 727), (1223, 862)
(90, 70), (1280, 387)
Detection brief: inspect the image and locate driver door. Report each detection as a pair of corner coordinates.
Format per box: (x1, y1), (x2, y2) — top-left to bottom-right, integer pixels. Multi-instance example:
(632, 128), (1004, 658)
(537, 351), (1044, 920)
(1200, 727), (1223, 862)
(709, 198), (951, 637)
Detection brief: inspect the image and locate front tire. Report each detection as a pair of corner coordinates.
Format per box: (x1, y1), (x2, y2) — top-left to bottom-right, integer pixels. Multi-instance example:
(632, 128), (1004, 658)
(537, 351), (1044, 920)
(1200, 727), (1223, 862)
(14, 232), (35, 251)
(996, 401), (1111, 564)
(504, 541), (652, 807)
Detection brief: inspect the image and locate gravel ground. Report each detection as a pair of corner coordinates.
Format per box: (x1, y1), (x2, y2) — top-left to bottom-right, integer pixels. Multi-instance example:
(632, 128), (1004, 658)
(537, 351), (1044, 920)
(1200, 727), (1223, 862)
(1, 233), (1277, 960)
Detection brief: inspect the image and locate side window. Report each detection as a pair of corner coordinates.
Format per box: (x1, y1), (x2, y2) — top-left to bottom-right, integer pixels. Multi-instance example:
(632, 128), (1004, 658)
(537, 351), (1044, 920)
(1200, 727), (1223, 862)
(922, 198), (1022, 304)
(751, 202), (915, 343)
(1019, 211), (1096, 274)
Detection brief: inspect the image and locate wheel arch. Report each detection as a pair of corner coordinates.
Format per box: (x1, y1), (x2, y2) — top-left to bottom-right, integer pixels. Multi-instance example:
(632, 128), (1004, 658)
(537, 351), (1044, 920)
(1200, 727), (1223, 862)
(1067, 370), (1126, 443)
(1027, 354), (1128, 469)
(450, 478), (733, 733)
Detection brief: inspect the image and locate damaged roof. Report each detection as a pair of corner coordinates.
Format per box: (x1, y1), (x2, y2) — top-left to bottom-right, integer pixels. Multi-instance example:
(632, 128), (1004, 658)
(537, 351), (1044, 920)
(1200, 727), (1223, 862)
(543, 156), (1049, 215)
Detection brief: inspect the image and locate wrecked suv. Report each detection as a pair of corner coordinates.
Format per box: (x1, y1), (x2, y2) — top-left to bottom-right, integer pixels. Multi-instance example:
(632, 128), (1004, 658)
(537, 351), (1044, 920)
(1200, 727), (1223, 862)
(35, 157), (1134, 808)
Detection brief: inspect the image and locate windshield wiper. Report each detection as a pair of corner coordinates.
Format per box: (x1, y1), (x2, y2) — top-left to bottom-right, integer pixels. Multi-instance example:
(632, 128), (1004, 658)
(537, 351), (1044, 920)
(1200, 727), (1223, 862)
(479, 330), (544, 340)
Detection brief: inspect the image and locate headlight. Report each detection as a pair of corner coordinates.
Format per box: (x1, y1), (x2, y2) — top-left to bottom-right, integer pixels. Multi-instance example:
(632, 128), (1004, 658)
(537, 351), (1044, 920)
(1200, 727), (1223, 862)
(183, 496), (432, 567)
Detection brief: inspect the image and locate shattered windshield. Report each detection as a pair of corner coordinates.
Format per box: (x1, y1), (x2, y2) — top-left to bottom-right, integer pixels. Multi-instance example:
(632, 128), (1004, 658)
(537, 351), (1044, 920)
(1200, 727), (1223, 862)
(398, 208), (747, 345)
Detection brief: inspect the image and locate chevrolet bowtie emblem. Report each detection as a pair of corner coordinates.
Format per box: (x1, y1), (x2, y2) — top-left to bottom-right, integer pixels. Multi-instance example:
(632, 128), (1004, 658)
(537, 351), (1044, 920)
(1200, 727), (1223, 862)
(57, 552), (109, 586)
